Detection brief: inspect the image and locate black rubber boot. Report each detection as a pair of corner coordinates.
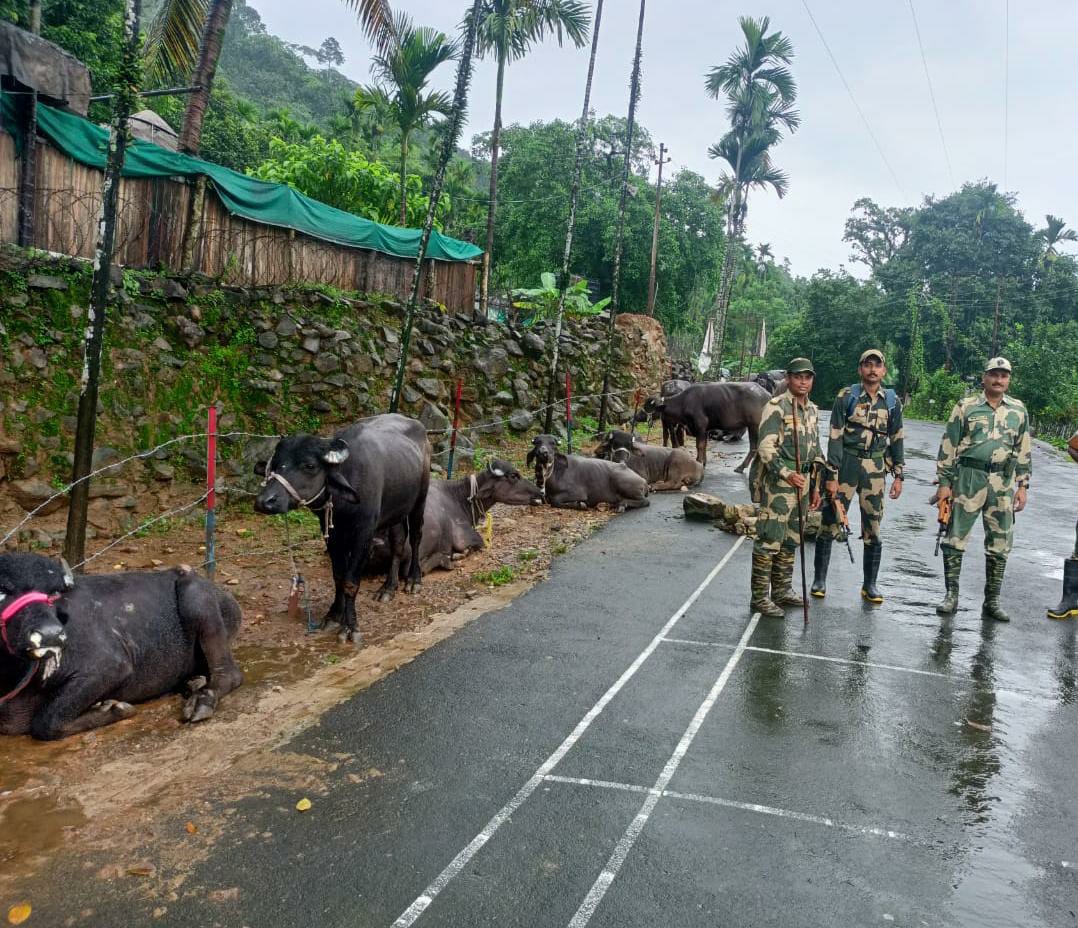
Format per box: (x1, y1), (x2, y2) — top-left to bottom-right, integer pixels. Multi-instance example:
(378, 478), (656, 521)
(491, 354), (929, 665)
(936, 546), (962, 615)
(982, 554), (1010, 622)
(1048, 559), (1078, 620)
(861, 543), (883, 604)
(811, 537), (832, 598)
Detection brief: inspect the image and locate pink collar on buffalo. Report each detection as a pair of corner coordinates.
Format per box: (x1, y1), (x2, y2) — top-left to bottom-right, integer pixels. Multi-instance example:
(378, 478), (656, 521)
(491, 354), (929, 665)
(1, 592), (60, 654)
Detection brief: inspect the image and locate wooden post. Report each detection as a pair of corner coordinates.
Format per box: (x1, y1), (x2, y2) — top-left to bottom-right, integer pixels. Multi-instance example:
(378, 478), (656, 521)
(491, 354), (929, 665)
(646, 141), (669, 317)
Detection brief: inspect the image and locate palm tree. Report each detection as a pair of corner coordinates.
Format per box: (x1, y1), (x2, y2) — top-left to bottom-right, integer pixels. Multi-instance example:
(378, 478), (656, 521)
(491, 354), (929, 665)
(143, 0), (396, 155)
(471, 0), (591, 316)
(1038, 214), (1078, 263)
(364, 13), (457, 225)
(705, 16), (798, 366)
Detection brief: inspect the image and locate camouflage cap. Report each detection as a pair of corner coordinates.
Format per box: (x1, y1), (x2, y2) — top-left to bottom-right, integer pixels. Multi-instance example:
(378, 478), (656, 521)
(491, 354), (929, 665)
(984, 356), (1012, 373)
(786, 357), (815, 375)
(859, 348), (885, 364)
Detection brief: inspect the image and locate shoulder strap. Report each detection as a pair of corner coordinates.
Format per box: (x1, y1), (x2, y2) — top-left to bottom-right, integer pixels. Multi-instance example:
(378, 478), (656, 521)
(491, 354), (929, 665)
(883, 388), (897, 413)
(846, 385), (897, 416)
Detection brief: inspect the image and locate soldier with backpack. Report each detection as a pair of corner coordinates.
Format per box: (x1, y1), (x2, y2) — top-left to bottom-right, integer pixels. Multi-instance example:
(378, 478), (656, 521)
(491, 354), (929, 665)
(812, 349), (905, 603)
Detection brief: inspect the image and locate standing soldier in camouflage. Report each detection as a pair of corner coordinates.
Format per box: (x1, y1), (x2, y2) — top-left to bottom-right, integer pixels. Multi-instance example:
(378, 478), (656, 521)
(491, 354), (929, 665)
(1047, 430), (1078, 620)
(750, 357), (824, 619)
(935, 357), (1031, 622)
(813, 349), (905, 604)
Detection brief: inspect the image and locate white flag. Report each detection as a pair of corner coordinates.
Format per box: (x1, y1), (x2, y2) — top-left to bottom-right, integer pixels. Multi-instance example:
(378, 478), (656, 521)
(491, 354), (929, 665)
(755, 319), (767, 358)
(697, 319), (714, 375)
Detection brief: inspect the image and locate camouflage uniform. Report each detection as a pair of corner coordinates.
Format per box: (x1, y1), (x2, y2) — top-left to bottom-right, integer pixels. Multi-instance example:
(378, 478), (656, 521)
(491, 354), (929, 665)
(936, 390), (1031, 621)
(750, 388), (825, 616)
(814, 385), (904, 603)
(1047, 430), (1077, 620)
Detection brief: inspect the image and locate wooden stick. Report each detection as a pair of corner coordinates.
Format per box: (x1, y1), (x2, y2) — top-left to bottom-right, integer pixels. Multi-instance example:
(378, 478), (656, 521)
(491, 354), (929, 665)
(791, 397), (810, 628)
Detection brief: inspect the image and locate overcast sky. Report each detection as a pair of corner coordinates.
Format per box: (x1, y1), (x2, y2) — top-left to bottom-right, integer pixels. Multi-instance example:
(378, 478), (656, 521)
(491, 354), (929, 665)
(250, 0), (1078, 278)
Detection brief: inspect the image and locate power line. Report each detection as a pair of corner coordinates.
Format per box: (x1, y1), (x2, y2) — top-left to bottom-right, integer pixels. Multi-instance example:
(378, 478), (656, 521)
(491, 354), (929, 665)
(800, 0), (907, 200)
(907, 0), (955, 189)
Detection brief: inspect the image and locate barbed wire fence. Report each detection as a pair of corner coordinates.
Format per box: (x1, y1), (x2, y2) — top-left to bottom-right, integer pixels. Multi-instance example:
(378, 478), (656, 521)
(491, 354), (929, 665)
(0, 385), (645, 623)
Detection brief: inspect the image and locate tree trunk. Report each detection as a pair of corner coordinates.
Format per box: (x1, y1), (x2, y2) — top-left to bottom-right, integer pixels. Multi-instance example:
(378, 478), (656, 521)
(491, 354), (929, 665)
(64, 0), (142, 569)
(711, 145), (744, 372)
(399, 132), (409, 226)
(646, 141), (667, 317)
(29, 0), (41, 33)
(178, 0), (233, 155)
(597, 0), (645, 432)
(389, 0), (483, 414)
(478, 50), (506, 319)
(543, 0), (606, 433)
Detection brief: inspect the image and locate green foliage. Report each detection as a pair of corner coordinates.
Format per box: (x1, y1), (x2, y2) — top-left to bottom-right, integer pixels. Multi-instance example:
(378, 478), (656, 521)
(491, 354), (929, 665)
(250, 135), (447, 228)
(907, 369), (968, 421)
(474, 565), (516, 586)
(1005, 321), (1078, 426)
(510, 272), (610, 325)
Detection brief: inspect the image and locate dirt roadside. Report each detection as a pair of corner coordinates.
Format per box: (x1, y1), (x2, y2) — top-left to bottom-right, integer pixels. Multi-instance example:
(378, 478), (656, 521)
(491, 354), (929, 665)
(0, 481), (613, 906)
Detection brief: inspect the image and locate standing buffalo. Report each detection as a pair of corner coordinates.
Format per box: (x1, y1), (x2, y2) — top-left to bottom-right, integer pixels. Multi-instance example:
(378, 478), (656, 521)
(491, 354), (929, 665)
(633, 379), (693, 446)
(0, 553), (242, 740)
(652, 381), (771, 471)
(594, 430), (704, 491)
(368, 459), (543, 575)
(528, 434), (649, 511)
(254, 414), (430, 644)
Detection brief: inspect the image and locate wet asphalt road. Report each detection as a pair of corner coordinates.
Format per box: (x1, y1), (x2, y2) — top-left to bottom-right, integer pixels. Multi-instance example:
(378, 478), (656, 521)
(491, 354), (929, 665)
(30, 418), (1078, 926)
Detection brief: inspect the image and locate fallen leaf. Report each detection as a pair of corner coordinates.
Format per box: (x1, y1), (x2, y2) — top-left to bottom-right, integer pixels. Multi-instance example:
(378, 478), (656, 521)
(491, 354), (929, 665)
(184, 822), (198, 835)
(151, 559), (163, 567)
(7, 902), (31, 925)
(965, 718), (992, 733)
(226, 578), (239, 586)
(295, 798), (312, 812)
(126, 863), (156, 877)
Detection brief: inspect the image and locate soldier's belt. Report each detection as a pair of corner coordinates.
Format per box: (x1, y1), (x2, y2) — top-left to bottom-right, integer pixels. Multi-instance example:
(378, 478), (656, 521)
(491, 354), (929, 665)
(844, 447), (886, 459)
(958, 457), (1012, 475)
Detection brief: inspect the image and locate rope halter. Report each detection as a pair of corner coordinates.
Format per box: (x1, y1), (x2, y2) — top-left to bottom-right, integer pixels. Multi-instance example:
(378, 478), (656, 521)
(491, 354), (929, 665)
(0, 591), (60, 656)
(263, 470), (334, 539)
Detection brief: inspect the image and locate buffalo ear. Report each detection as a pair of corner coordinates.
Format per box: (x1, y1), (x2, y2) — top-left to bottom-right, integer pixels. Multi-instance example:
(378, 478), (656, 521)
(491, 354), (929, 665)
(525, 448), (536, 467)
(490, 463), (506, 477)
(59, 557), (75, 590)
(321, 438), (350, 466)
(326, 469), (359, 501)
(253, 460), (267, 477)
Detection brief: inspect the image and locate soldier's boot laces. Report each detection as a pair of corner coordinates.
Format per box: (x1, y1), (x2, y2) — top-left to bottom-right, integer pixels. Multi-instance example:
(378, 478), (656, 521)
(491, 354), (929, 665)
(1048, 558), (1078, 620)
(861, 543), (884, 604)
(936, 546), (962, 616)
(811, 537), (832, 598)
(750, 550), (785, 619)
(770, 545), (805, 607)
(982, 554), (1010, 623)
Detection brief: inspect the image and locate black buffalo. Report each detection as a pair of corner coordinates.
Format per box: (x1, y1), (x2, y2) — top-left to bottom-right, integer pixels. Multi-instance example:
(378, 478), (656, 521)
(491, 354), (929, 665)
(528, 434), (649, 511)
(368, 459), (542, 575)
(0, 553), (242, 740)
(652, 381), (771, 471)
(254, 414), (430, 644)
(594, 430), (704, 491)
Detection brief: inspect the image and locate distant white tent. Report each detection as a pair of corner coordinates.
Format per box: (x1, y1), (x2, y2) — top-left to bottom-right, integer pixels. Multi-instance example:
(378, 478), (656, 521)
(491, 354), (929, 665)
(696, 318), (715, 375)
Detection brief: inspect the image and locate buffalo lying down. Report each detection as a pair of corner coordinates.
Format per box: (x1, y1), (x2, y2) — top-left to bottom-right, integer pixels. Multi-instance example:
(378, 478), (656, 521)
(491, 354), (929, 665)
(0, 553), (242, 740)
(255, 414), (430, 644)
(369, 459), (543, 575)
(594, 430), (704, 491)
(528, 434), (649, 511)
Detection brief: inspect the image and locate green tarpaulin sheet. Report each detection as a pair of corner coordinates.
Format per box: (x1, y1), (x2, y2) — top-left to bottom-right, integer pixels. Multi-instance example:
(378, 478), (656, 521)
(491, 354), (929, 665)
(1, 93), (482, 263)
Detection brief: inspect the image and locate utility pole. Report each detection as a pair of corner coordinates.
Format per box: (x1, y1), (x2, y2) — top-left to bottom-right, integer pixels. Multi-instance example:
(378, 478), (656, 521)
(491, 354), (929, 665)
(645, 141), (669, 317)
(990, 276), (1004, 357)
(63, 0), (141, 569)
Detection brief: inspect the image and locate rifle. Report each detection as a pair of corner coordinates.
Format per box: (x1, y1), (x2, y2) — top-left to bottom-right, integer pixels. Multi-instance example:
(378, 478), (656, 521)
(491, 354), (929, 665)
(791, 399), (810, 628)
(934, 495), (953, 557)
(829, 494), (856, 563)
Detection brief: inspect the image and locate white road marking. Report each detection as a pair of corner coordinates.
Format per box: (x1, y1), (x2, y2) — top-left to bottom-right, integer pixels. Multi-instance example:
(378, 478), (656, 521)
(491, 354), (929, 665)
(390, 536), (748, 927)
(566, 613), (760, 928)
(661, 638), (1059, 702)
(543, 774), (911, 843)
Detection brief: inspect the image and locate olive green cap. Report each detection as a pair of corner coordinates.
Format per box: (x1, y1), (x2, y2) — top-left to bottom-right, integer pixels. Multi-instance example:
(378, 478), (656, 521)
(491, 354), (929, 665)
(786, 357), (815, 375)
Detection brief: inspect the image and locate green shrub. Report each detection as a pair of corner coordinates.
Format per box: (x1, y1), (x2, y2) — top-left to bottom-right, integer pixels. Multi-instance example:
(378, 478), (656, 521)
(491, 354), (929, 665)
(907, 369), (967, 421)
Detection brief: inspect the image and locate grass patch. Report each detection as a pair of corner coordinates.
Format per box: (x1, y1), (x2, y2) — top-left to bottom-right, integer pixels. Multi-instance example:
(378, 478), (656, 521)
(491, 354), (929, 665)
(473, 565), (516, 586)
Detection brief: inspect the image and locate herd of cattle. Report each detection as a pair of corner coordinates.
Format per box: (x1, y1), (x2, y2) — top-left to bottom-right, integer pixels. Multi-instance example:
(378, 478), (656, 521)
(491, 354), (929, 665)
(0, 374), (779, 740)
